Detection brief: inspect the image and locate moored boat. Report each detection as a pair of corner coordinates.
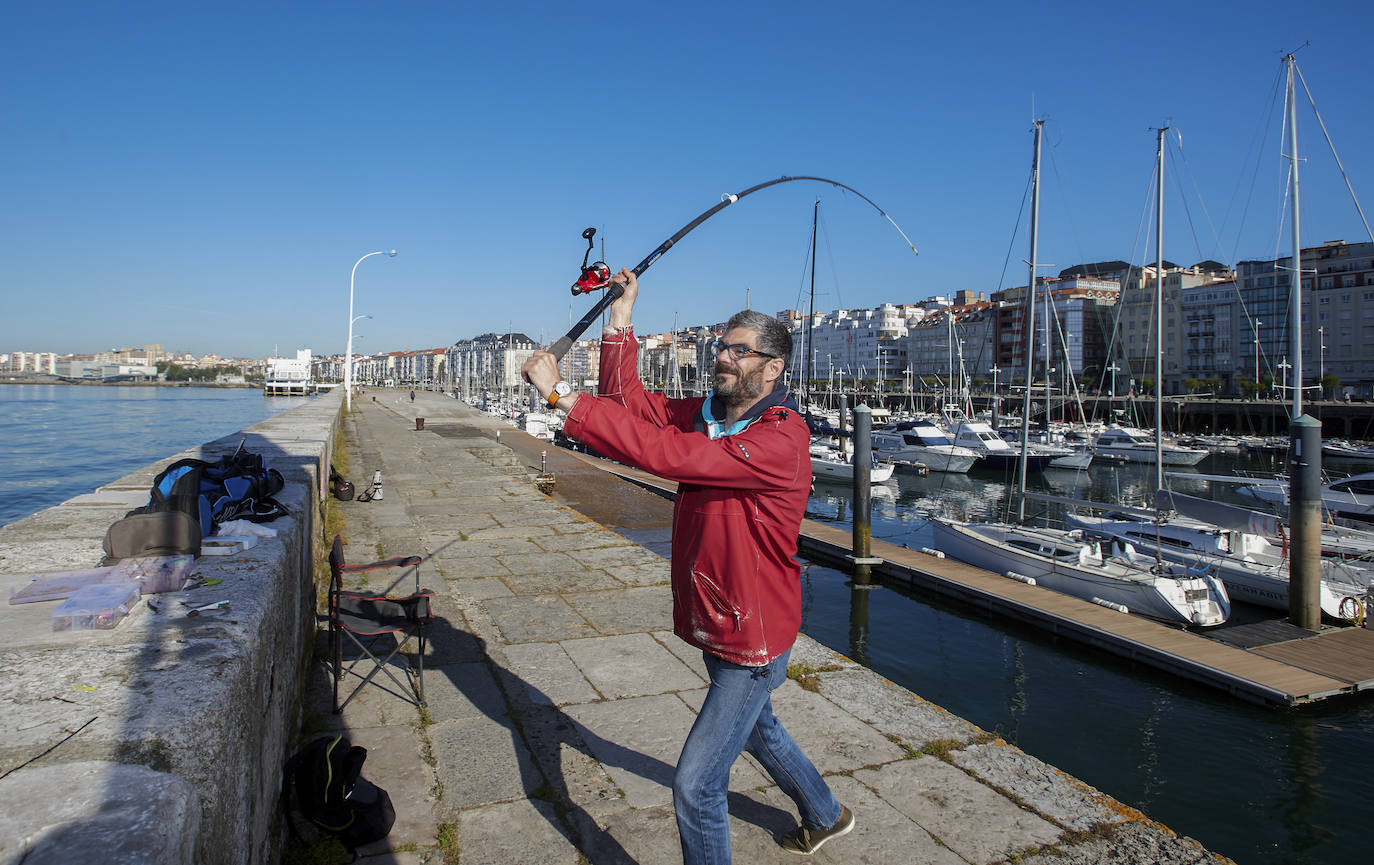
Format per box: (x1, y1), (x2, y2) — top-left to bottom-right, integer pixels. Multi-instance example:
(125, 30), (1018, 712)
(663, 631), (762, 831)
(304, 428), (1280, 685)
(809, 442), (895, 485)
(1066, 509), (1370, 620)
(930, 519), (1230, 626)
(871, 421), (978, 473)
(1091, 426), (1208, 466)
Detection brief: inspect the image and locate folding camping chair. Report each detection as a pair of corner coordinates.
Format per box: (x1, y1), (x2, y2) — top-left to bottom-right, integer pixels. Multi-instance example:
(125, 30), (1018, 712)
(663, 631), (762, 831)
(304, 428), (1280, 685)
(327, 534), (434, 713)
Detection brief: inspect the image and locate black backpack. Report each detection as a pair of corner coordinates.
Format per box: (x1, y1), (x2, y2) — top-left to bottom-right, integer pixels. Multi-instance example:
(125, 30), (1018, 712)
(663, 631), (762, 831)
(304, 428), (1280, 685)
(329, 465), (355, 502)
(282, 735), (395, 857)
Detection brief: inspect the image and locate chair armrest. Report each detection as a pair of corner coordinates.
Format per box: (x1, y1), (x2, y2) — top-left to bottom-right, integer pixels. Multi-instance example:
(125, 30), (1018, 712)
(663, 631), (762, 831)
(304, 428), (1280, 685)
(339, 555), (423, 573)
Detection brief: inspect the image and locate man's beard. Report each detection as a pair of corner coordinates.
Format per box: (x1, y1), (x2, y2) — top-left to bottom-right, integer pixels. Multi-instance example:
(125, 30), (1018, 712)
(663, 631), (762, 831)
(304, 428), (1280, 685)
(713, 361), (768, 408)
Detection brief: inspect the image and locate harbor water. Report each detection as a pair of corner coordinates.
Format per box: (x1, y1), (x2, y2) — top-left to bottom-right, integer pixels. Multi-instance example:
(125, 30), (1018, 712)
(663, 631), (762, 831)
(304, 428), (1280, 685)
(0, 384), (313, 530)
(3, 385), (1370, 863)
(803, 456), (1374, 865)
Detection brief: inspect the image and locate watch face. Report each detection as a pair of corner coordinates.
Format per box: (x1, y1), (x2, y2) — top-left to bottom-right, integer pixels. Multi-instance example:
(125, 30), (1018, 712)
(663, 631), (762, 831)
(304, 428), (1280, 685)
(554, 382), (572, 396)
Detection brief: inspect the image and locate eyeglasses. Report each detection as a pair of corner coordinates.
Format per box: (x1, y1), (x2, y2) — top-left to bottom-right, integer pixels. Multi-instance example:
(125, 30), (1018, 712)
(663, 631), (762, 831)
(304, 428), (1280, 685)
(711, 338), (778, 361)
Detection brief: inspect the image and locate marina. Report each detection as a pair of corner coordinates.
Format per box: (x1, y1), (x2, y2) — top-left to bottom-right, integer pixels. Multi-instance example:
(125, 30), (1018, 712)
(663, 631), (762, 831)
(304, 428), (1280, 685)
(591, 455), (1374, 706)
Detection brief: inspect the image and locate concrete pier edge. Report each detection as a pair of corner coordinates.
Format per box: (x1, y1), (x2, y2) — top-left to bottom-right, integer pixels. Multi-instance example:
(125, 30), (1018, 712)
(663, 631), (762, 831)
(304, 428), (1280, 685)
(0, 389), (1233, 864)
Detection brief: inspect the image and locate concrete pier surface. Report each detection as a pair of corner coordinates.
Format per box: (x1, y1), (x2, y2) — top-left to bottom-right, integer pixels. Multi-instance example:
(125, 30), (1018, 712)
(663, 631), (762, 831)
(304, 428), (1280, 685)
(315, 390), (1232, 865)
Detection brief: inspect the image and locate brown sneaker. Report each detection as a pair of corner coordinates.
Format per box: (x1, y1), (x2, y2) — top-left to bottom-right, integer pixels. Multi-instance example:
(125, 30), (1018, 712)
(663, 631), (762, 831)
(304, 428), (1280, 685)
(779, 805), (855, 855)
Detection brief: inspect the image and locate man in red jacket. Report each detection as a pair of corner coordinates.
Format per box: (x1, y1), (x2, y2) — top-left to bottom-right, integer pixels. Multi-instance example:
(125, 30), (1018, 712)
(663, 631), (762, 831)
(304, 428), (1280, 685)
(522, 268), (853, 863)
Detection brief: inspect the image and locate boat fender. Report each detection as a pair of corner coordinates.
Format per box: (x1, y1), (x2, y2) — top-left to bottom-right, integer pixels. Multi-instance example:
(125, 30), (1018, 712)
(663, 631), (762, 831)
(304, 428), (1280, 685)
(920, 547), (945, 559)
(1004, 571), (1036, 586)
(1091, 597), (1129, 614)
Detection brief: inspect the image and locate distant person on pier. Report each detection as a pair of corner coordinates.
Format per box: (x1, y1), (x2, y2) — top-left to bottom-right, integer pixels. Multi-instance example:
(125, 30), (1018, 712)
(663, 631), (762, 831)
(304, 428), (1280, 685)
(522, 268), (853, 863)
(409, 389), (415, 402)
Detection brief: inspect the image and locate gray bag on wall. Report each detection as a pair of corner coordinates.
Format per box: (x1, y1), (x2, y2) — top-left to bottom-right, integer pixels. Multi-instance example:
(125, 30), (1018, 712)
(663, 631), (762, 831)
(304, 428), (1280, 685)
(101, 510), (202, 565)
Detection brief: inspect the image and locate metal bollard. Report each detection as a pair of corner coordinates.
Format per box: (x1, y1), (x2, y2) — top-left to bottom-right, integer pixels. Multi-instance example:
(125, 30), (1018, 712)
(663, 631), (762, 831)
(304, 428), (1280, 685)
(849, 404), (882, 585)
(416, 417), (425, 430)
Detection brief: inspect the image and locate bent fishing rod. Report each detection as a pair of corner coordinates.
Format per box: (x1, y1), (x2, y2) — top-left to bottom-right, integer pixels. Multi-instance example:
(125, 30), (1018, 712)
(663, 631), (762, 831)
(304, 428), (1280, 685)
(547, 175), (917, 360)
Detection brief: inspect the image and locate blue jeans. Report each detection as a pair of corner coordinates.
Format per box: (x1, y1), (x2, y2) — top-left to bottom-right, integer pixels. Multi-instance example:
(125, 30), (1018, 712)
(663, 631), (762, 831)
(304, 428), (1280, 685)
(673, 647), (842, 865)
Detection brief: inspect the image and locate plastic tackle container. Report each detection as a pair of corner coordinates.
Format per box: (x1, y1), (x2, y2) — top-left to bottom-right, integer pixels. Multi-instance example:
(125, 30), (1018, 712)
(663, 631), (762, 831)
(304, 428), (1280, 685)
(51, 582), (141, 631)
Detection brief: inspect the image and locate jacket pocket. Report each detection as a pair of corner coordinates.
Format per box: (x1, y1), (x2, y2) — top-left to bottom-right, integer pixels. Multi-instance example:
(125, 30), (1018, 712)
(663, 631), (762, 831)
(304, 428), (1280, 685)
(692, 569), (742, 632)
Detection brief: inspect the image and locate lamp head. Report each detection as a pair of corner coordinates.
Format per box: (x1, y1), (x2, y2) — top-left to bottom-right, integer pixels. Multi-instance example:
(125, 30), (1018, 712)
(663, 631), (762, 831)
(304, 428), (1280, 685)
(387, 250), (398, 258)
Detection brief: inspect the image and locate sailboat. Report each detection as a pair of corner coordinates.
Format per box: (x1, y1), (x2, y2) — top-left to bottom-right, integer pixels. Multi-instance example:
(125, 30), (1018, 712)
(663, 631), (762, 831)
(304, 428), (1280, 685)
(1066, 491), (1371, 619)
(931, 120), (1230, 627)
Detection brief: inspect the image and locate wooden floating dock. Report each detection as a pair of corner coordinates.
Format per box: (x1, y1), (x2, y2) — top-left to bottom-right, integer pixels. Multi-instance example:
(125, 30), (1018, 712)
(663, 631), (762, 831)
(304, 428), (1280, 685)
(593, 461), (1374, 707)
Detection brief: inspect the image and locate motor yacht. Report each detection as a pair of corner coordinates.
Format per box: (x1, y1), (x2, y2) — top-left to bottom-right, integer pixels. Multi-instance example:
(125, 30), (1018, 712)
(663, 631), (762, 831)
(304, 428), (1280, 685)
(1091, 426), (1208, 466)
(871, 421), (978, 473)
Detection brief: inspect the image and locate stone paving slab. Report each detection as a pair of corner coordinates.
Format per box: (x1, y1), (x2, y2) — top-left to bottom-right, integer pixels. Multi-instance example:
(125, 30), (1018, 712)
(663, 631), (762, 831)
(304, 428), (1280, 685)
(604, 560), (674, 586)
(499, 641), (604, 707)
(484, 594), (600, 643)
(949, 741), (1134, 832)
(565, 586), (674, 634)
(429, 714), (541, 816)
(800, 775), (967, 865)
(854, 756), (1062, 864)
(561, 632), (703, 698)
(766, 680), (909, 773)
(421, 661), (509, 721)
(498, 552), (624, 594)
(455, 798), (583, 865)
(440, 573), (515, 600)
(564, 694), (770, 808)
(432, 556), (511, 581)
(815, 668), (984, 749)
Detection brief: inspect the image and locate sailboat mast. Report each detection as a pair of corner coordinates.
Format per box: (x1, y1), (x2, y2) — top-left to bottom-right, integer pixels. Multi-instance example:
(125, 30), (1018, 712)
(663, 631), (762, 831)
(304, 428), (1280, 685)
(807, 200), (819, 411)
(1287, 56), (1304, 416)
(1017, 120), (1043, 521)
(1154, 126), (1167, 488)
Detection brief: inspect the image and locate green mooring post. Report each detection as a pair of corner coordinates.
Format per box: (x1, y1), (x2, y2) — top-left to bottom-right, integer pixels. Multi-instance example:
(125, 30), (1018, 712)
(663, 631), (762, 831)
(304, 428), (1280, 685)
(850, 404), (880, 586)
(1289, 414), (1323, 630)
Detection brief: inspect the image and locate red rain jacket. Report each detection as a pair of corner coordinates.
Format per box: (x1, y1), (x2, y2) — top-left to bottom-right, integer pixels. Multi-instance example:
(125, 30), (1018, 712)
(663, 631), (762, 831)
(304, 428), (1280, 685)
(561, 328), (811, 666)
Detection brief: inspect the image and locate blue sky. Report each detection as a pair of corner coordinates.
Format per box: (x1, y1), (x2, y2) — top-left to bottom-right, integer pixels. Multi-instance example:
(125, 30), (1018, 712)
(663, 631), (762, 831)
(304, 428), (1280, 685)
(3, 1), (1371, 359)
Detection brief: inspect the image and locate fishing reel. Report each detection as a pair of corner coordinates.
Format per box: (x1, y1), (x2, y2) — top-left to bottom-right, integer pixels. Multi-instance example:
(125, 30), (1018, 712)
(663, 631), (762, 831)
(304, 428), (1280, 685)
(571, 227), (612, 295)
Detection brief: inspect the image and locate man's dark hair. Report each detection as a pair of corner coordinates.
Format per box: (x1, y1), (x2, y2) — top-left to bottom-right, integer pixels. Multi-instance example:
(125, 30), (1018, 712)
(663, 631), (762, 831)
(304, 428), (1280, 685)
(726, 310), (792, 369)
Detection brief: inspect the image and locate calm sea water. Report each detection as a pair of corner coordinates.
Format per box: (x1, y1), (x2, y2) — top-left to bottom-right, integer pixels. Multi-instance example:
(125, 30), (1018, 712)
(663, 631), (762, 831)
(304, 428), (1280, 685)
(803, 456), (1374, 865)
(0, 384), (314, 529)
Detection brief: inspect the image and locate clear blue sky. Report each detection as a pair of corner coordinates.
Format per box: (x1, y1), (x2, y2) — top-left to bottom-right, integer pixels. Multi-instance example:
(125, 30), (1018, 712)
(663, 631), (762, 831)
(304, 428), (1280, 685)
(3, 1), (1371, 359)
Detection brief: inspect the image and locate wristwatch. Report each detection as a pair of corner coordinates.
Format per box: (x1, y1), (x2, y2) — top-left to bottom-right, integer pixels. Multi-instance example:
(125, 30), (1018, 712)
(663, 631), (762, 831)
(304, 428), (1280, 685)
(547, 381), (573, 409)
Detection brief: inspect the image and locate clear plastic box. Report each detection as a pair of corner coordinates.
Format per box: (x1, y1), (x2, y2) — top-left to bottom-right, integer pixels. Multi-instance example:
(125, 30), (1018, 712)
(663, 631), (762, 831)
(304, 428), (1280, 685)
(51, 582), (141, 631)
(9, 555), (192, 604)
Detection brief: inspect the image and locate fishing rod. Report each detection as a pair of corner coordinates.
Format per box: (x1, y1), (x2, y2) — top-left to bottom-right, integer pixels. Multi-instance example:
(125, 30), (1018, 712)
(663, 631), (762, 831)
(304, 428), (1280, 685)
(547, 175), (917, 360)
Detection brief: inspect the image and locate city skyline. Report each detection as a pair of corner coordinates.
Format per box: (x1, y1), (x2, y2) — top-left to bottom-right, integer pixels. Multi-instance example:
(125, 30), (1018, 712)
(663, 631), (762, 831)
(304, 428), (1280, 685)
(3, 3), (1372, 358)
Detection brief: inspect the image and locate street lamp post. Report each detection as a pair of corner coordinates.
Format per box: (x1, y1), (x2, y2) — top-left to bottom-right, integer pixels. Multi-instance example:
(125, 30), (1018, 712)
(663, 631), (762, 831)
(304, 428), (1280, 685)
(1253, 319), (1262, 397)
(1279, 357), (1291, 402)
(346, 328), (368, 388)
(345, 250), (397, 411)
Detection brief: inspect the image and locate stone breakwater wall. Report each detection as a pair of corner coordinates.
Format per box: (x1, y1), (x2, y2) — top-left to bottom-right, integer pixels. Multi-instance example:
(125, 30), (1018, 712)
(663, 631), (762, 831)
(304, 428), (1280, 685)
(0, 390), (343, 865)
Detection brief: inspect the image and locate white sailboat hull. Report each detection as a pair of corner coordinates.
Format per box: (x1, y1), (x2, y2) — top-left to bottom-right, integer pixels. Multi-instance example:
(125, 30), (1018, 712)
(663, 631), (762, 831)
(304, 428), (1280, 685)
(930, 520), (1229, 626)
(810, 453), (895, 484)
(1067, 513), (1371, 619)
(1091, 444), (1209, 466)
(873, 443), (977, 473)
